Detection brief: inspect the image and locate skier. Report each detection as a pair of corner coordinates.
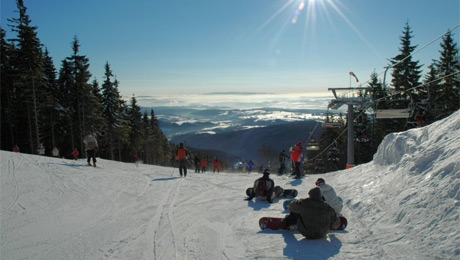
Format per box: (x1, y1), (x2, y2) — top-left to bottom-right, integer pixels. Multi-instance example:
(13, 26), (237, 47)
(291, 142), (303, 178)
(316, 178), (343, 214)
(284, 187), (340, 239)
(246, 169), (276, 203)
(175, 143), (188, 177)
(83, 131), (98, 167)
(12, 145), (19, 153)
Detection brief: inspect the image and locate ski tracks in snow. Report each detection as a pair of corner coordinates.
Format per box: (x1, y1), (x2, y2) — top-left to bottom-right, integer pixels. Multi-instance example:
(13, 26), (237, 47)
(150, 174), (243, 260)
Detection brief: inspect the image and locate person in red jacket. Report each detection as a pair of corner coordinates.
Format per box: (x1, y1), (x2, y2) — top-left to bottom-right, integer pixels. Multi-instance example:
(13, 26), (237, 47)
(291, 141), (303, 178)
(175, 143), (188, 177)
(71, 148), (79, 160)
(201, 160), (208, 173)
(213, 159), (220, 173)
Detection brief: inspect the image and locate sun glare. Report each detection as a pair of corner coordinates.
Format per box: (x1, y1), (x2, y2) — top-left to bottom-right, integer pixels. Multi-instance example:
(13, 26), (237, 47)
(251, 0), (378, 60)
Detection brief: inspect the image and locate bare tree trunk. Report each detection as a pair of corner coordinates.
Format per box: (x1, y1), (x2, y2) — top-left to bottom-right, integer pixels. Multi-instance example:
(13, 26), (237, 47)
(32, 77), (40, 151)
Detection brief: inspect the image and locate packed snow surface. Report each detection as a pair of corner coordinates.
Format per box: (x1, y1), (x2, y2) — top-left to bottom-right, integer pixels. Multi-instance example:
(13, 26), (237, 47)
(1, 110), (459, 260)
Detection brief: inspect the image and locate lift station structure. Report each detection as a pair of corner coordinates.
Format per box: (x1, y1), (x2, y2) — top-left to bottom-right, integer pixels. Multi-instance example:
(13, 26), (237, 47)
(328, 88), (373, 168)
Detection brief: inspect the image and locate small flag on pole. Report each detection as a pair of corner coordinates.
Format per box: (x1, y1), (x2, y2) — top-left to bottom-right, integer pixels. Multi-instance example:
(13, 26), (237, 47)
(349, 72), (359, 82)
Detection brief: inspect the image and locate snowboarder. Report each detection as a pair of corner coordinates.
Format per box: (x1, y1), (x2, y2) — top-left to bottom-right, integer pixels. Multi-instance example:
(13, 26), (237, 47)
(291, 142), (303, 178)
(83, 131), (98, 167)
(316, 178), (343, 214)
(246, 169), (276, 203)
(175, 143), (188, 177)
(284, 187), (340, 239)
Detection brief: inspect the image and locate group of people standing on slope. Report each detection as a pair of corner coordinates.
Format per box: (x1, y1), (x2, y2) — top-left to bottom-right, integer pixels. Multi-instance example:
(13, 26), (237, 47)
(277, 141), (305, 179)
(12, 131), (99, 167)
(175, 143), (222, 177)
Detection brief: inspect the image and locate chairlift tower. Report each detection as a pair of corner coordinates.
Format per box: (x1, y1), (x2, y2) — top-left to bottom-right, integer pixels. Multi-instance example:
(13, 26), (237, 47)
(328, 88), (373, 168)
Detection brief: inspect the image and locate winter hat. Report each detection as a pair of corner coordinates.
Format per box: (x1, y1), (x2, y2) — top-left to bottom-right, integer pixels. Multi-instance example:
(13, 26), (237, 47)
(316, 178), (325, 186)
(296, 141), (302, 146)
(179, 143), (184, 147)
(308, 187), (322, 200)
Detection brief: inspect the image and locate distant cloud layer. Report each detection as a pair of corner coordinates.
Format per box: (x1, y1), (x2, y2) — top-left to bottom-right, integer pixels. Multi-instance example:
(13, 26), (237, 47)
(135, 92), (333, 110)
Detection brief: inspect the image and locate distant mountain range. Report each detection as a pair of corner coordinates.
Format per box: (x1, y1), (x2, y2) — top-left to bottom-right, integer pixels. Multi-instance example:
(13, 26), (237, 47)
(170, 120), (322, 164)
(143, 106), (327, 165)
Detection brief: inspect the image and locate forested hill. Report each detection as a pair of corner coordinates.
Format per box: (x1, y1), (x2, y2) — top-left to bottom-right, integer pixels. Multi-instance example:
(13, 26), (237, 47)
(171, 120), (322, 164)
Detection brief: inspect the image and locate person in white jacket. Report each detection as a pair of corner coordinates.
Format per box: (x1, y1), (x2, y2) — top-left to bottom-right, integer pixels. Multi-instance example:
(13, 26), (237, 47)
(83, 131), (98, 167)
(316, 178), (342, 214)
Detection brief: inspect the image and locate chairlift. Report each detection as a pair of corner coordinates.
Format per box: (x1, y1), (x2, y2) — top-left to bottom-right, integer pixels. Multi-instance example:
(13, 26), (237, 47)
(306, 139), (320, 151)
(323, 122), (343, 128)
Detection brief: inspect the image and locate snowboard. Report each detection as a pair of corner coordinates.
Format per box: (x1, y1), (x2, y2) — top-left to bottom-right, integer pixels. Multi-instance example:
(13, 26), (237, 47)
(259, 216), (348, 231)
(246, 187), (298, 199)
(283, 199), (294, 211)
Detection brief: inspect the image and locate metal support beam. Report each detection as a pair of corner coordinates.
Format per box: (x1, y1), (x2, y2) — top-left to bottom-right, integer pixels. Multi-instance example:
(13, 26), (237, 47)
(347, 104), (354, 167)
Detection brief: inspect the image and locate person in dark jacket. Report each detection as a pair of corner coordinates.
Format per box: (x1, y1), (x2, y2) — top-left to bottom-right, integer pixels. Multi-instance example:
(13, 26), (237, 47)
(246, 169), (276, 203)
(278, 149), (289, 175)
(284, 187), (339, 239)
(194, 155), (201, 173)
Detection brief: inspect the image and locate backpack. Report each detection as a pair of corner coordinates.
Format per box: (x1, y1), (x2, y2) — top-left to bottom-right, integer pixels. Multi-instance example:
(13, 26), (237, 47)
(176, 147), (187, 159)
(256, 179), (267, 196)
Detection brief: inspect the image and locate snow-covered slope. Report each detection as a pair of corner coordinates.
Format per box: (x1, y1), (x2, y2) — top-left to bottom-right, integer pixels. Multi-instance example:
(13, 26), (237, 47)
(1, 111), (459, 260)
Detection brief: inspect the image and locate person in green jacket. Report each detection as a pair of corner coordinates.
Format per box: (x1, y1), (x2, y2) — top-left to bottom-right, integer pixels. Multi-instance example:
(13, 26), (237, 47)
(284, 187), (340, 239)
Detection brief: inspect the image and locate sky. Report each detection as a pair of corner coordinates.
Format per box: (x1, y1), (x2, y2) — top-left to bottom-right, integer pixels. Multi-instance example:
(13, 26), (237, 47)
(1, 110), (459, 259)
(1, 0), (459, 101)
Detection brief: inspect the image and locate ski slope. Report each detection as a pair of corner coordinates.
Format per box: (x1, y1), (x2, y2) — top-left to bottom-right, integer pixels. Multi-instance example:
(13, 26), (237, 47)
(1, 111), (459, 260)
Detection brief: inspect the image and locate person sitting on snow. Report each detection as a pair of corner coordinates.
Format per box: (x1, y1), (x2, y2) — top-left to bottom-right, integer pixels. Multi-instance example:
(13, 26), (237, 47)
(284, 187), (340, 239)
(246, 169), (276, 203)
(316, 178), (343, 214)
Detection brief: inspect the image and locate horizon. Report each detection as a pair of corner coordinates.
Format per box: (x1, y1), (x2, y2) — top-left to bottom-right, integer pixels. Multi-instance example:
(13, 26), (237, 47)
(133, 91), (334, 110)
(1, 0), (459, 99)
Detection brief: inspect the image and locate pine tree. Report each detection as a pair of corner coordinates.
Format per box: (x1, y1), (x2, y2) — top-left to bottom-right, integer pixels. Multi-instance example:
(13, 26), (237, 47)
(100, 62), (127, 160)
(388, 22), (423, 131)
(0, 26), (17, 150)
(127, 95), (143, 156)
(367, 71), (388, 153)
(56, 58), (76, 155)
(434, 30), (460, 119)
(389, 22), (423, 103)
(41, 48), (59, 153)
(7, 0), (46, 153)
(423, 63), (439, 123)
